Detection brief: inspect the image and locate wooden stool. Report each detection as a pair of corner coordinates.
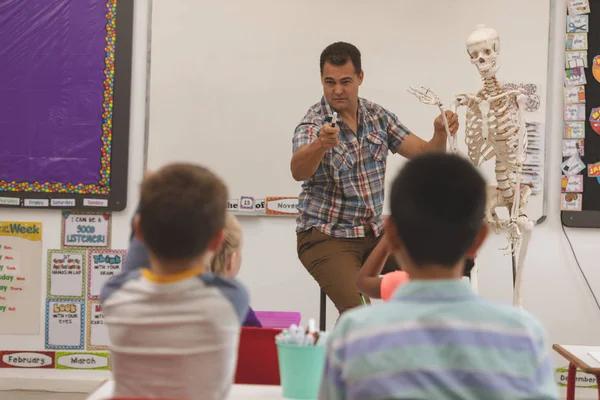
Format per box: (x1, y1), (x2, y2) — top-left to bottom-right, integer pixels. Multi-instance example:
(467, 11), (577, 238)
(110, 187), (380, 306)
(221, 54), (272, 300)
(553, 344), (600, 399)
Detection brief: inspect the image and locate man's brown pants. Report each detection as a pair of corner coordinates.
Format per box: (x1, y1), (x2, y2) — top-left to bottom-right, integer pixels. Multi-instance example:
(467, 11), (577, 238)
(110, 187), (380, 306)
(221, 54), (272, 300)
(297, 227), (399, 315)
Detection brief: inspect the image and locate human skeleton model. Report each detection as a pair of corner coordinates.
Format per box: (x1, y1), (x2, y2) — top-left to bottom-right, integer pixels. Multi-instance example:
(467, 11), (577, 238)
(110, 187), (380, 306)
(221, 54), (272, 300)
(409, 25), (533, 307)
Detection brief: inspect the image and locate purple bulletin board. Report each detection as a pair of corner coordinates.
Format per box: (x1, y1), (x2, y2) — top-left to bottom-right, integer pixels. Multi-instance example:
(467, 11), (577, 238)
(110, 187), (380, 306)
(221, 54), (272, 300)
(0, 0), (133, 211)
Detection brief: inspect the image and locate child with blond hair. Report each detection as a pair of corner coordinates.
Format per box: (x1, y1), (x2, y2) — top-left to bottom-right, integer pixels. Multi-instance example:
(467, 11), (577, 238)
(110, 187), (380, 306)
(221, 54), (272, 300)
(210, 213), (261, 327)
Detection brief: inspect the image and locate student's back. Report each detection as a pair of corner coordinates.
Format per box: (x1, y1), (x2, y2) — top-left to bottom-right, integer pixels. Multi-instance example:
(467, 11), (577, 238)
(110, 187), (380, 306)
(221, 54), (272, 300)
(100, 163), (249, 400)
(101, 269), (246, 399)
(319, 153), (557, 400)
(324, 280), (554, 399)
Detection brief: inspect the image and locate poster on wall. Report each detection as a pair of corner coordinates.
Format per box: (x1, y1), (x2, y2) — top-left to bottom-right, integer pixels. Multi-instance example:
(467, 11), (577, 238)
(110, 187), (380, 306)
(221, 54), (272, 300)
(87, 300), (109, 350)
(47, 250), (86, 299)
(0, 221), (42, 335)
(88, 250), (125, 299)
(61, 212), (111, 249)
(45, 299), (85, 350)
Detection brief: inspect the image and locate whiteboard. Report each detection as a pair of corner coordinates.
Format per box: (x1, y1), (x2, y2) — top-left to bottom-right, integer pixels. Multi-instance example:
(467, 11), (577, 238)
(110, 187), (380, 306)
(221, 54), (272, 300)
(147, 0), (551, 222)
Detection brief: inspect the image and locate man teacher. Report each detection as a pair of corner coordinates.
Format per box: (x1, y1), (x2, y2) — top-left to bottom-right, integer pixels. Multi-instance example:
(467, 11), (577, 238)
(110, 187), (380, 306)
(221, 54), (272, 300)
(291, 41), (460, 315)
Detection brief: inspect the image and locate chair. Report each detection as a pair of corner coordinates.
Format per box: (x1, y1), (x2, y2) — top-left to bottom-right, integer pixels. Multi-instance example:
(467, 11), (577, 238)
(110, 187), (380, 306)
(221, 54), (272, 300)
(254, 311), (301, 328)
(234, 327), (282, 385)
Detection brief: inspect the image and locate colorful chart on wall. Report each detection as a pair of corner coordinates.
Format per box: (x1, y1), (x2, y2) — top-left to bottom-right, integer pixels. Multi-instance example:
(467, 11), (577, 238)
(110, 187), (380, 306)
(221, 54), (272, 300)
(0, 222), (43, 335)
(562, 0), (600, 227)
(0, 0), (134, 211)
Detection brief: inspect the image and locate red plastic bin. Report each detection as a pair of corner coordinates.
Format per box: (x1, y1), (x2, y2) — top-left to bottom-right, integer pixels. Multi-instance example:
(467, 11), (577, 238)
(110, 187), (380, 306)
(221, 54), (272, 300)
(234, 327), (282, 385)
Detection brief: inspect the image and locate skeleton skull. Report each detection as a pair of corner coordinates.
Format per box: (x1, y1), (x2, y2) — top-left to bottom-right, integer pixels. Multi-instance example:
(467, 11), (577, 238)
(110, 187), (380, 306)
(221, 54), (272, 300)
(466, 25), (500, 79)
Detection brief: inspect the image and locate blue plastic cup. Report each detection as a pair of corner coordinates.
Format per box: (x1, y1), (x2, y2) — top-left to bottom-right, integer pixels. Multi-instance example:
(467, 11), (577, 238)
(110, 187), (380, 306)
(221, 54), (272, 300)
(277, 343), (326, 399)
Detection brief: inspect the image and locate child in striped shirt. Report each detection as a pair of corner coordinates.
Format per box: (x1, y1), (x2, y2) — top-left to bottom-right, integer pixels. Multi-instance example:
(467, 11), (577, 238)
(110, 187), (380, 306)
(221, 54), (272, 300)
(101, 163), (249, 400)
(319, 153), (557, 400)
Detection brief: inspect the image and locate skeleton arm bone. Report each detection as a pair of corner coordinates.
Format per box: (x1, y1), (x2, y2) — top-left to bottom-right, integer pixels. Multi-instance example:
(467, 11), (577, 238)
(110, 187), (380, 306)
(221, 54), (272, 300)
(440, 108), (458, 153)
(449, 94), (479, 154)
(510, 94), (529, 220)
(515, 94), (528, 162)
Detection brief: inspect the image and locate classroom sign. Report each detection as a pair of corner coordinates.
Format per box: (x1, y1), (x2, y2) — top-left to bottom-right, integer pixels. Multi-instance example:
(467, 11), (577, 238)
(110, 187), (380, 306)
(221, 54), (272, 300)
(45, 299), (85, 350)
(0, 351), (55, 369)
(265, 197), (299, 216)
(87, 300), (109, 350)
(0, 351), (110, 370)
(88, 250), (125, 299)
(55, 351), (110, 370)
(47, 250), (86, 299)
(0, 221), (42, 335)
(555, 366), (597, 388)
(62, 212), (111, 249)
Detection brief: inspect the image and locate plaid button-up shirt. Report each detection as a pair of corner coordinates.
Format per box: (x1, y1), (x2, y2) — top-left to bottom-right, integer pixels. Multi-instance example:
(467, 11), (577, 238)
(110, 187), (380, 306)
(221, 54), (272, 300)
(292, 97), (411, 238)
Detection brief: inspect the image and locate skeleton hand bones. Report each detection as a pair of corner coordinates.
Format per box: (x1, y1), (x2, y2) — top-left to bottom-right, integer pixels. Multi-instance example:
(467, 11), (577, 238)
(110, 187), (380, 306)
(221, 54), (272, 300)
(407, 86), (459, 152)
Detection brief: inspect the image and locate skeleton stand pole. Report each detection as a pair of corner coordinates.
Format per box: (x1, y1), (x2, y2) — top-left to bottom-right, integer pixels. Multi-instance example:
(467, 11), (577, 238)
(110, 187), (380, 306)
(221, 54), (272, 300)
(511, 244), (517, 287)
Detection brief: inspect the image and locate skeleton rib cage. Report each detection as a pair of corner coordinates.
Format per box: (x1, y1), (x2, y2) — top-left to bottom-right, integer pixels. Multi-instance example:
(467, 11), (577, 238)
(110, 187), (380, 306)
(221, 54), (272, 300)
(460, 77), (528, 209)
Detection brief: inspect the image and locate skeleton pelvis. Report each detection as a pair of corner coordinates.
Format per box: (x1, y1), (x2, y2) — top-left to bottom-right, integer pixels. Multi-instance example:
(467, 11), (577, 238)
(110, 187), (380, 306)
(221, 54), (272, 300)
(486, 184), (531, 224)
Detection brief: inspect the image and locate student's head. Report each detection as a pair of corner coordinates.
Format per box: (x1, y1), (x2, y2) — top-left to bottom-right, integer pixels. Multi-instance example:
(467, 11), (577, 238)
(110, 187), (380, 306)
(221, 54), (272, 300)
(384, 153), (488, 277)
(134, 163), (228, 270)
(210, 213), (243, 279)
(320, 42), (364, 113)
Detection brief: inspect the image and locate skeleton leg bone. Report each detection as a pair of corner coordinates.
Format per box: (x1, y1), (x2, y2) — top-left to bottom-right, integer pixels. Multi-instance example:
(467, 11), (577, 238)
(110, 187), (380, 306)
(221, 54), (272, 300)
(512, 219), (533, 307)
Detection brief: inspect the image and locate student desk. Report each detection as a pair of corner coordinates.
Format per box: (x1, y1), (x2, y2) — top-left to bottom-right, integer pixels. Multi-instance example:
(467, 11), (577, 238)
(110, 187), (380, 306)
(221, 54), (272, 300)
(553, 344), (600, 400)
(87, 382), (285, 399)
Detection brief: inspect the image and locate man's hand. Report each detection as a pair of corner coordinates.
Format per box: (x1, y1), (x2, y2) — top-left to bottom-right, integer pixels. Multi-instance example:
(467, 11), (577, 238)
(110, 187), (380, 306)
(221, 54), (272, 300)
(433, 110), (459, 137)
(318, 124), (339, 149)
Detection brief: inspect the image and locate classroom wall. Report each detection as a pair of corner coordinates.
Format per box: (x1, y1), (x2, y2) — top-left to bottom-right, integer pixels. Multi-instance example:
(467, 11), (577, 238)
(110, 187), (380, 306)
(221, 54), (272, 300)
(2, 0), (599, 397)
(234, 0), (600, 395)
(0, 0), (149, 392)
